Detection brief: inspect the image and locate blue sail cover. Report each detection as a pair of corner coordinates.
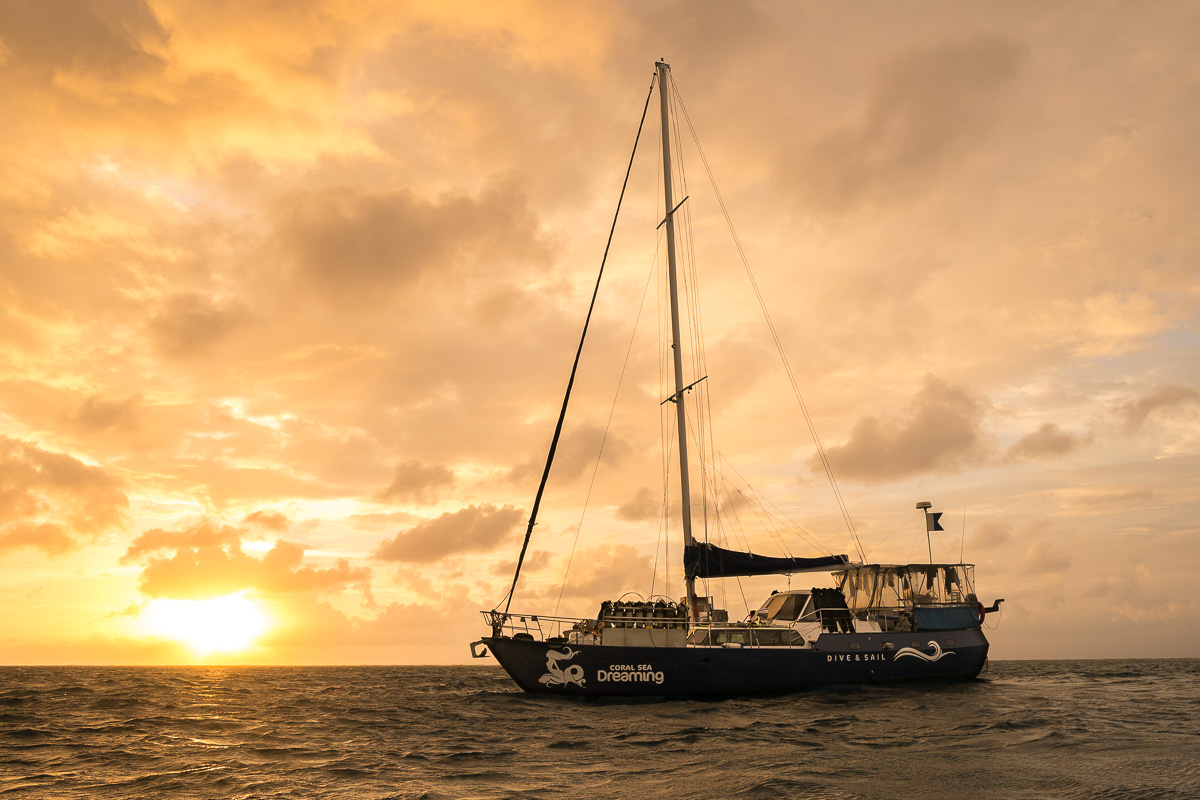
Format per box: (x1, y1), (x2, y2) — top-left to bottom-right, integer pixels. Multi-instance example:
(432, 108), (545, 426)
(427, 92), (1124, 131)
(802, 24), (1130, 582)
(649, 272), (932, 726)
(684, 542), (851, 579)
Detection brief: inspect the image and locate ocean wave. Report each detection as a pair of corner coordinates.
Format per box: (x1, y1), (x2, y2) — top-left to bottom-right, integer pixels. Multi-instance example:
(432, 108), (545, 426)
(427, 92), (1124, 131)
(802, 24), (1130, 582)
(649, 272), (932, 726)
(1, 662), (1197, 800)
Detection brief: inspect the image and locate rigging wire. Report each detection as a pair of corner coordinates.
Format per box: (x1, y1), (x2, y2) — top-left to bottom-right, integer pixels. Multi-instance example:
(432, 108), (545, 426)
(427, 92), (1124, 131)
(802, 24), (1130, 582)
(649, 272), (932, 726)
(553, 251), (660, 616)
(668, 73), (867, 564)
(870, 510), (923, 552)
(498, 74), (656, 615)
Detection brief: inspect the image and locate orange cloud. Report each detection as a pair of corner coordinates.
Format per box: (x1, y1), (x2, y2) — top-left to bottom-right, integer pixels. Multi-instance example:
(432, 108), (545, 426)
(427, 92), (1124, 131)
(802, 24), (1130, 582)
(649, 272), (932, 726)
(243, 509), (290, 532)
(0, 436), (128, 553)
(794, 35), (1024, 214)
(378, 459), (455, 505)
(374, 504), (522, 562)
(122, 519), (370, 599)
(1118, 385), (1199, 433)
(277, 180), (550, 307)
(1005, 423), (1087, 461)
(817, 376), (989, 482)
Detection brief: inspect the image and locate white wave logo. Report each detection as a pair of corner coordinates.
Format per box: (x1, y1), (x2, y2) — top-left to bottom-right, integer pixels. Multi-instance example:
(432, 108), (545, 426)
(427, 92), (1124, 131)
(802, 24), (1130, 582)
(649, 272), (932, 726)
(538, 647), (586, 687)
(894, 641), (955, 663)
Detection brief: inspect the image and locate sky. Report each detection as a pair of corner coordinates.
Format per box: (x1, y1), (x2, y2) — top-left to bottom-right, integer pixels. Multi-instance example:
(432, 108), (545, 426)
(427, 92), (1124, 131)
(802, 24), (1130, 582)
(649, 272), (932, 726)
(2, 1), (1198, 665)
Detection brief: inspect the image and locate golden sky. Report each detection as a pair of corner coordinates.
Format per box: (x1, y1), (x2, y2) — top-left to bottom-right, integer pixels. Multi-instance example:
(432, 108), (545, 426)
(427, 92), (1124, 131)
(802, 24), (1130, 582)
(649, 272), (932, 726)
(2, 1), (1198, 664)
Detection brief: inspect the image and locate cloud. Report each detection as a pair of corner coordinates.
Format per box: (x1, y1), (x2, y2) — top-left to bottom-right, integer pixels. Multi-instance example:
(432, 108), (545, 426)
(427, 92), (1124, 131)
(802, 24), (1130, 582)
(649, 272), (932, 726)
(817, 376), (989, 482)
(121, 519), (369, 599)
(121, 519), (242, 563)
(1118, 385), (1199, 432)
(617, 486), (660, 522)
(260, 582), (483, 657)
(1023, 539), (1072, 575)
(278, 180), (548, 306)
(0, 521), (76, 557)
(373, 504), (523, 563)
(0, 436), (128, 554)
(377, 459), (455, 506)
(968, 521), (1011, 551)
(507, 424), (631, 485)
(795, 34), (1025, 214)
(147, 292), (247, 357)
(552, 544), (655, 604)
(490, 549), (551, 577)
(1, 3), (1199, 665)
(1005, 423), (1086, 461)
(69, 394), (143, 434)
(0, 0), (168, 87)
(243, 509), (289, 532)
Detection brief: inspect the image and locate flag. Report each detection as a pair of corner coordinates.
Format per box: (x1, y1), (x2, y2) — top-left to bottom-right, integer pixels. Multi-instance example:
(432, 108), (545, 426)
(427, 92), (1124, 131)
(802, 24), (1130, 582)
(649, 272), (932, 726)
(927, 511), (944, 532)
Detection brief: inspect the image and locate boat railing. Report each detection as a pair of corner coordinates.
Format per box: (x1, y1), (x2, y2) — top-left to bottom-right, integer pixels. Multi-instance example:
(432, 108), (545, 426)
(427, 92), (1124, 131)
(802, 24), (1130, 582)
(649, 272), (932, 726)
(483, 611), (577, 641)
(845, 599), (980, 615)
(483, 610), (692, 642)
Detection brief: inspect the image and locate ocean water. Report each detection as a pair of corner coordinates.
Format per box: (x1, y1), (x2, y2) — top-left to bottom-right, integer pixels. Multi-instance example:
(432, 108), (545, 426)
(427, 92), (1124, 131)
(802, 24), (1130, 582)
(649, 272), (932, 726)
(2, 660), (1198, 800)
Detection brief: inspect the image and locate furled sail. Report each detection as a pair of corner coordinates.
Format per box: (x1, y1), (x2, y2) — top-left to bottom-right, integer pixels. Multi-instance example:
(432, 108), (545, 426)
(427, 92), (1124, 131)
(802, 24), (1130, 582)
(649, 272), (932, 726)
(684, 542), (851, 579)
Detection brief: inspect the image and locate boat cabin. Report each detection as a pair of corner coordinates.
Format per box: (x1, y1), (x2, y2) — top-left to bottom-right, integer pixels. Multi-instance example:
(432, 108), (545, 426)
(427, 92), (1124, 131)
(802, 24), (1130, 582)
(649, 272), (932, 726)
(751, 588), (855, 632)
(834, 563), (982, 632)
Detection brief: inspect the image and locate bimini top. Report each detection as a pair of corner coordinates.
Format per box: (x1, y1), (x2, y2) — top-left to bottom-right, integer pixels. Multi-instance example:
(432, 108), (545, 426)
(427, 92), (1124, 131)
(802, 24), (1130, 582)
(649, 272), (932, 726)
(834, 563), (977, 611)
(684, 542), (851, 579)
(833, 562), (976, 575)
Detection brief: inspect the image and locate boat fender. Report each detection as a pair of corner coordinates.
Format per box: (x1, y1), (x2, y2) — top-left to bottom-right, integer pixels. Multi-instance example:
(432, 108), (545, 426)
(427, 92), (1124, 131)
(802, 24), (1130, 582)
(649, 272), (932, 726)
(976, 602), (986, 626)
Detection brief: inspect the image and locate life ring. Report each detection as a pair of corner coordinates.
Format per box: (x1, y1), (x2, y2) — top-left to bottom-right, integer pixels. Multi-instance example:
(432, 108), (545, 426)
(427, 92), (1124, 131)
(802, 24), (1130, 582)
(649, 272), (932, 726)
(976, 602), (986, 626)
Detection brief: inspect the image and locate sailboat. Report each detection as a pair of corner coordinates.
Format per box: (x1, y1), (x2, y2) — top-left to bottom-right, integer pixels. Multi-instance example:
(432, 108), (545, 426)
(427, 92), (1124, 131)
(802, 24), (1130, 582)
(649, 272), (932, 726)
(471, 61), (1004, 696)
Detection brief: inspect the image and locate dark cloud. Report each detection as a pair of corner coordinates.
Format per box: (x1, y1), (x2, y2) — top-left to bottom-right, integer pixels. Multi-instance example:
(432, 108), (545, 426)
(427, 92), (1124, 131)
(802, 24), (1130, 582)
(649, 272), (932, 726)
(0, 436), (128, 549)
(373, 504), (523, 563)
(1118, 385), (1199, 432)
(817, 376), (988, 482)
(147, 292), (247, 357)
(279, 179), (549, 306)
(122, 519), (370, 600)
(1005, 423), (1086, 461)
(69, 394), (142, 433)
(617, 486), (660, 522)
(507, 424), (631, 485)
(377, 460), (455, 506)
(795, 34), (1024, 214)
(0, 0), (167, 83)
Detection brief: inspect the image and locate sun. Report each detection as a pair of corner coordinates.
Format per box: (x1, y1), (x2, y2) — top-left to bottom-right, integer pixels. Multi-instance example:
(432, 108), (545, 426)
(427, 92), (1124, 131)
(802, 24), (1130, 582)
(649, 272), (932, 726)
(141, 592), (271, 655)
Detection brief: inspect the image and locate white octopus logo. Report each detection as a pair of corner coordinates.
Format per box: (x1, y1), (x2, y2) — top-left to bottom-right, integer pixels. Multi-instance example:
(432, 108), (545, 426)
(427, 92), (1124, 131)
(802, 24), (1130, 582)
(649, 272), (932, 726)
(894, 640), (955, 663)
(538, 647), (586, 687)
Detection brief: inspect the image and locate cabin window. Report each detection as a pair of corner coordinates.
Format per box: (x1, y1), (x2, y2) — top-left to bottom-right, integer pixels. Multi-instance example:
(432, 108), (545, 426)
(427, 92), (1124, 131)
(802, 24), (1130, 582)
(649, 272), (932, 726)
(690, 628), (802, 647)
(764, 593), (806, 622)
(750, 629), (804, 647)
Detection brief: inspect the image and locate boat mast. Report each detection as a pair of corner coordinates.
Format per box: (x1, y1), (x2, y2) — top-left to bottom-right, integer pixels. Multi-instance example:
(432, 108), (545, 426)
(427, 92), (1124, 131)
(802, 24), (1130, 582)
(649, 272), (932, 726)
(656, 60), (700, 623)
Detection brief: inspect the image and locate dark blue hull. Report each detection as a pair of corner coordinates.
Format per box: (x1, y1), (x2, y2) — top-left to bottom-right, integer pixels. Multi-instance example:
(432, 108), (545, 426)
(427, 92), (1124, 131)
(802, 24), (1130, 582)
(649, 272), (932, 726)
(483, 630), (988, 696)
